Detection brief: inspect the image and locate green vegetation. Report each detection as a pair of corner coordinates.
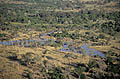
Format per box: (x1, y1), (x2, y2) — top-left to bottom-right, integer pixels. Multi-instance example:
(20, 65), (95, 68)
(0, 0), (120, 79)
(48, 67), (66, 79)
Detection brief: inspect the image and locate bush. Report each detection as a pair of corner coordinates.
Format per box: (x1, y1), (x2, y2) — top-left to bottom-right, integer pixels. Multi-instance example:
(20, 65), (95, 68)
(105, 56), (113, 65)
(0, 33), (6, 37)
(74, 66), (86, 75)
(80, 74), (86, 79)
(22, 70), (32, 79)
(73, 66), (86, 79)
(107, 50), (117, 56)
(48, 67), (66, 79)
(88, 60), (99, 68)
(43, 60), (48, 66)
(91, 72), (105, 79)
(46, 56), (54, 60)
(9, 52), (41, 66)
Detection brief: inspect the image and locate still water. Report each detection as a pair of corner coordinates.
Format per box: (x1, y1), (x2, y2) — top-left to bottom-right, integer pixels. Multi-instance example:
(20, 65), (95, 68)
(0, 31), (105, 58)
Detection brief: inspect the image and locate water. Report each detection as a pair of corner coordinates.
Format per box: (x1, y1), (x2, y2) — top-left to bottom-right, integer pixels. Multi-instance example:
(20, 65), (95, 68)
(60, 43), (72, 52)
(0, 40), (105, 57)
(60, 43), (105, 58)
(0, 31), (105, 58)
(0, 31), (53, 46)
(81, 45), (105, 58)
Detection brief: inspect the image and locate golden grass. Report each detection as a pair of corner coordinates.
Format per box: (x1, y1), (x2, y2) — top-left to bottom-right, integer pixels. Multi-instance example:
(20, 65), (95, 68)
(79, 0), (98, 2)
(55, 9), (81, 12)
(89, 42), (120, 54)
(0, 31), (9, 35)
(89, 46), (111, 52)
(0, 52), (26, 79)
(105, 2), (119, 7)
(10, 22), (28, 26)
(0, 44), (90, 67)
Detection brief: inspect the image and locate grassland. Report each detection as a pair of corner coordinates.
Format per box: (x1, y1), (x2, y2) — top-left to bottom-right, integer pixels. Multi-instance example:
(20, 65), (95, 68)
(0, 0), (120, 79)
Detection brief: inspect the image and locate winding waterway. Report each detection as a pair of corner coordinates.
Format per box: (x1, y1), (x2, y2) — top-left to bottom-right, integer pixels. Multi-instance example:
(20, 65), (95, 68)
(0, 31), (105, 58)
(60, 43), (105, 58)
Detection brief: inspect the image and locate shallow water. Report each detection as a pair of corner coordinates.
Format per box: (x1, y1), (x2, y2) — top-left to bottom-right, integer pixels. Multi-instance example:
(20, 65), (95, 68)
(81, 45), (105, 58)
(0, 40), (105, 57)
(0, 31), (105, 58)
(60, 43), (105, 58)
(60, 43), (72, 52)
(0, 31), (54, 46)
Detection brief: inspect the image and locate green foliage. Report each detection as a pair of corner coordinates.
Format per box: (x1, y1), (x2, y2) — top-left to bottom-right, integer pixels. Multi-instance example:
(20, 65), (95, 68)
(43, 60), (48, 65)
(80, 74), (86, 79)
(0, 33), (6, 38)
(107, 50), (117, 56)
(73, 65), (86, 79)
(105, 51), (120, 76)
(88, 60), (99, 68)
(98, 34), (105, 39)
(50, 31), (80, 39)
(0, 0), (120, 79)
(64, 53), (78, 59)
(74, 66), (86, 75)
(106, 56), (113, 65)
(91, 72), (106, 79)
(46, 56), (54, 60)
(22, 70), (32, 79)
(7, 52), (41, 66)
(101, 21), (117, 35)
(107, 64), (120, 74)
(48, 67), (66, 79)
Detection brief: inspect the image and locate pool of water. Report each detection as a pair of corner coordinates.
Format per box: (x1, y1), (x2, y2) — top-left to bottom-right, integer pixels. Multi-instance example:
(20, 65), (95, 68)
(60, 43), (105, 58)
(81, 44), (105, 58)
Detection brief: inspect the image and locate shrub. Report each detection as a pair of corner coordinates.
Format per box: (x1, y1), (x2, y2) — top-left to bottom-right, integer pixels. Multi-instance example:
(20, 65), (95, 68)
(46, 56), (54, 60)
(88, 60), (99, 68)
(107, 50), (117, 56)
(73, 66), (86, 79)
(80, 74), (86, 79)
(48, 67), (66, 79)
(0, 33), (6, 37)
(43, 60), (48, 66)
(105, 56), (113, 65)
(22, 70), (32, 79)
(42, 50), (48, 54)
